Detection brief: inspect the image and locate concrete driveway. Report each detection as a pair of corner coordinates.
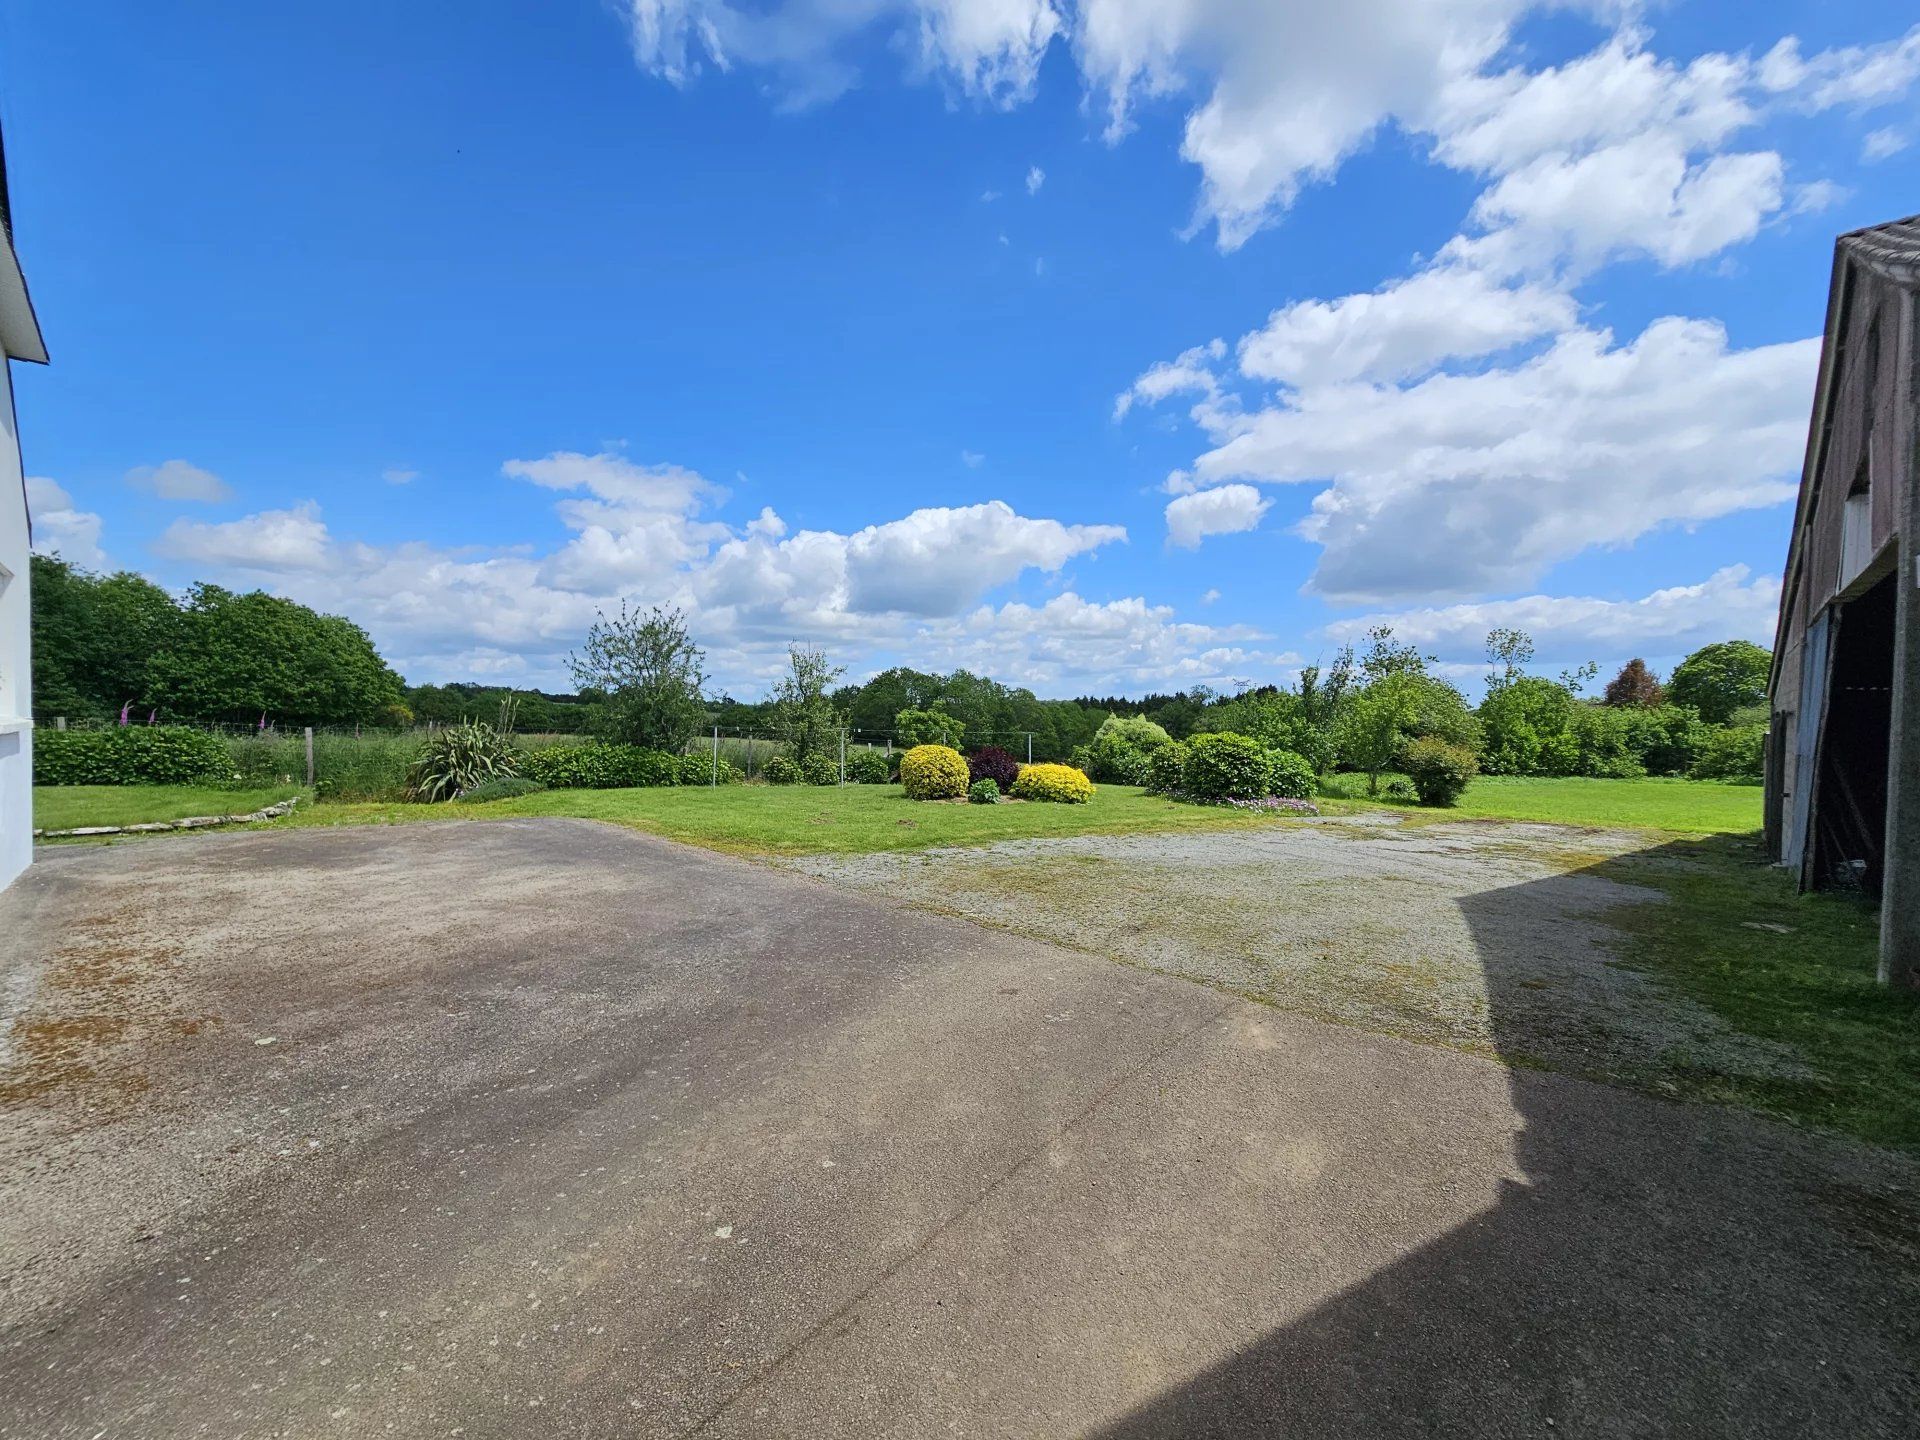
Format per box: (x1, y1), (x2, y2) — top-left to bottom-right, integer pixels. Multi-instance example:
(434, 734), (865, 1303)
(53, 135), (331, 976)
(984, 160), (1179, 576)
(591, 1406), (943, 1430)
(1, 819), (1915, 1438)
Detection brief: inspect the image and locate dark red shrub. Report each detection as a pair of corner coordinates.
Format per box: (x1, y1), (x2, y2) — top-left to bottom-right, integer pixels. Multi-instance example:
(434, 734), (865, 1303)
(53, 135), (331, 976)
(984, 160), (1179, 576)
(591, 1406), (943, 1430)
(967, 745), (1019, 790)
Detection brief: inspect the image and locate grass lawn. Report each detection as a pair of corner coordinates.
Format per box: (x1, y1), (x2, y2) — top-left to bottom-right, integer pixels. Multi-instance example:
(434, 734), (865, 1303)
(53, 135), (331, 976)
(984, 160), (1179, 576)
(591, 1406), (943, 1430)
(1318, 773), (1761, 834)
(1589, 835), (1918, 1150)
(35, 784), (306, 832)
(281, 783), (1303, 855)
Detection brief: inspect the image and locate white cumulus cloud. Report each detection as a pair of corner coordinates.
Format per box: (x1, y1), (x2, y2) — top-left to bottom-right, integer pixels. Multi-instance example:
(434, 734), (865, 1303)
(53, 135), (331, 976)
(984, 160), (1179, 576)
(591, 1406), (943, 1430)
(126, 459), (232, 503)
(1164, 484), (1269, 549)
(25, 478), (108, 570)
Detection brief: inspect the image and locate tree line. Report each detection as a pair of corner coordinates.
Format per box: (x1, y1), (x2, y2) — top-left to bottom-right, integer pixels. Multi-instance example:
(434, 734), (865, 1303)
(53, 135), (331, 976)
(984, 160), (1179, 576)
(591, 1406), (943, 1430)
(30, 556), (1772, 785)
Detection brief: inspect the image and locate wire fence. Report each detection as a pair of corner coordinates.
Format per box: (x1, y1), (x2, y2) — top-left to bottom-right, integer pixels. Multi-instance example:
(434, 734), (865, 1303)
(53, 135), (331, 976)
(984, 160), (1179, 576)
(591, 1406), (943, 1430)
(38, 714), (1063, 799)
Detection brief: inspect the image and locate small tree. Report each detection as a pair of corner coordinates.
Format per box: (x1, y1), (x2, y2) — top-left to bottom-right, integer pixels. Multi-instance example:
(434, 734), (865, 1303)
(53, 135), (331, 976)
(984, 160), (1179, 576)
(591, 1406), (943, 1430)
(1336, 672), (1478, 794)
(895, 705), (965, 751)
(1603, 658), (1664, 708)
(1335, 674), (1420, 795)
(1359, 624), (1431, 682)
(1484, 627), (1534, 693)
(771, 645), (845, 766)
(569, 602), (708, 753)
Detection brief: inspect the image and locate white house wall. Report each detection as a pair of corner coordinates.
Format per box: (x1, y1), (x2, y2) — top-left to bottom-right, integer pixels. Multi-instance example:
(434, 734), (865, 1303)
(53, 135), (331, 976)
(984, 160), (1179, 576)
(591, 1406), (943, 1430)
(0, 357), (32, 892)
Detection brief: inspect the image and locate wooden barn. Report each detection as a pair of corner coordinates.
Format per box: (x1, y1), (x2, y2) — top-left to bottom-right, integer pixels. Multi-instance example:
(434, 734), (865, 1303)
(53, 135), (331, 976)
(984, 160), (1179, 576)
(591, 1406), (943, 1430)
(1765, 214), (1919, 988)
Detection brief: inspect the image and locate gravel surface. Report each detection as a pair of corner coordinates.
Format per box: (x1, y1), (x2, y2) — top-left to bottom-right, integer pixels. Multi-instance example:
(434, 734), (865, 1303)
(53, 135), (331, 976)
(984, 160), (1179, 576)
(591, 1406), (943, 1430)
(782, 815), (1808, 1088)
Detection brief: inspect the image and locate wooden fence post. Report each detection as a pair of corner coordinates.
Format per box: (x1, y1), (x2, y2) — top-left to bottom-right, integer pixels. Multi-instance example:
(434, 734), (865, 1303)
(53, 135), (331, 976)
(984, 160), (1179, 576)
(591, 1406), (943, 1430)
(54, 716), (66, 731)
(304, 727), (315, 788)
(711, 725), (719, 787)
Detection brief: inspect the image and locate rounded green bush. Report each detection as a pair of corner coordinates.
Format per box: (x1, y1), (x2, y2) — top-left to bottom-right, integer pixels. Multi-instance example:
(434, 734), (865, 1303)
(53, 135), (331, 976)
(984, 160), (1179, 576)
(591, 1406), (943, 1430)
(1181, 732), (1271, 801)
(1145, 740), (1188, 795)
(900, 744), (969, 800)
(800, 753), (838, 786)
(845, 749), (891, 784)
(675, 752), (742, 786)
(1078, 732), (1151, 785)
(762, 755), (801, 786)
(1265, 748), (1317, 800)
(1402, 737), (1478, 806)
(968, 777), (1000, 805)
(1010, 762), (1094, 804)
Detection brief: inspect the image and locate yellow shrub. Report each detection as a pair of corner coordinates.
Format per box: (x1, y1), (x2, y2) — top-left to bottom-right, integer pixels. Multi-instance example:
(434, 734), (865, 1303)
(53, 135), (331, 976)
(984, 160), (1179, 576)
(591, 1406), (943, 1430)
(899, 744), (969, 800)
(1010, 762), (1095, 804)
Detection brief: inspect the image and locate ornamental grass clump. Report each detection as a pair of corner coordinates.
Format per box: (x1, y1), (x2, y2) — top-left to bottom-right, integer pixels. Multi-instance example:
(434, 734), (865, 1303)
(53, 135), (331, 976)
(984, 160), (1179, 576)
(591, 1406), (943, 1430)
(405, 721), (520, 803)
(900, 744), (969, 800)
(1009, 762), (1094, 804)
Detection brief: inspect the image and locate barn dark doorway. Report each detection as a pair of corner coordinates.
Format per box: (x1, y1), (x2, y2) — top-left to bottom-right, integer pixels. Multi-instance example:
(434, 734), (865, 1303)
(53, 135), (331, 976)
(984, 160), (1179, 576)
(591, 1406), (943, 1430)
(1811, 569), (1896, 896)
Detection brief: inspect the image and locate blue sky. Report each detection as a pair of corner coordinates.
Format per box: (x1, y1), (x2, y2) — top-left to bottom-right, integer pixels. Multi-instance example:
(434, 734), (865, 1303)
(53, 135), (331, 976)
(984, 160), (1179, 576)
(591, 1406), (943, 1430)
(4, 2), (1916, 699)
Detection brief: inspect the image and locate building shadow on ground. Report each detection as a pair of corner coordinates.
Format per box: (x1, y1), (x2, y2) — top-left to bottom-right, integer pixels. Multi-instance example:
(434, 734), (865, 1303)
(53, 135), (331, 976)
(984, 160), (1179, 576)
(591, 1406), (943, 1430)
(1087, 837), (1920, 1439)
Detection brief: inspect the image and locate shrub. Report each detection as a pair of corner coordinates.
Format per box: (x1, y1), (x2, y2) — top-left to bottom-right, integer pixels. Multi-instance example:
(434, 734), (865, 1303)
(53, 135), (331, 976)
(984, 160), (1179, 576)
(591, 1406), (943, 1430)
(34, 726), (233, 786)
(800, 752), (838, 786)
(405, 722), (520, 803)
(1010, 762), (1094, 804)
(675, 752), (742, 786)
(521, 742), (679, 789)
(1094, 713), (1171, 753)
(967, 745), (1020, 791)
(1691, 723), (1767, 783)
(1566, 705), (1645, 779)
(762, 755), (802, 786)
(1265, 748), (1317, 800)
(1402, 737), (1478, 807)
(845, 749), (891, 785)
(1078, 731), (1151, 785)
(456, 776), (546, 803)
(1383, 777), (1418, 802)
(900, 744), (969, 800)
(1181, 732), (1271, 801)
(968, 778), (1000, 805)
(1145, 740), (1188, 795)
(1623, 704), (1704, 776)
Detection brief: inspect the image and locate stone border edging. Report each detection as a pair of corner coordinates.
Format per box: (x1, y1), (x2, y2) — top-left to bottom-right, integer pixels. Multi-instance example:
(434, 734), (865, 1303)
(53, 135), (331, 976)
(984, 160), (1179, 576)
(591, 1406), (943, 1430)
(35, 795), (303, 839)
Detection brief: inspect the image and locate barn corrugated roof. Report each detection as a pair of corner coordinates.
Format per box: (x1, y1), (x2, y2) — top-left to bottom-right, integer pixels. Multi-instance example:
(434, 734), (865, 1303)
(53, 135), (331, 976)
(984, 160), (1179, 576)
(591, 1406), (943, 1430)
(1839, 214), (1920, 287)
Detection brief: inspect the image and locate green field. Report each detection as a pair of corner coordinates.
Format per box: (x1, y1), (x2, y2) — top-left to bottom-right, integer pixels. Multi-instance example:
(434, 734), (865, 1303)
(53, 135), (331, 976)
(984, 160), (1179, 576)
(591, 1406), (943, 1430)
(277, 772), (1763, 854)
(1318, 773), (1761, 834)
(280, 783), (1296, 855)
(39, 773), (1764, 850)
(34, 784), (305, 832)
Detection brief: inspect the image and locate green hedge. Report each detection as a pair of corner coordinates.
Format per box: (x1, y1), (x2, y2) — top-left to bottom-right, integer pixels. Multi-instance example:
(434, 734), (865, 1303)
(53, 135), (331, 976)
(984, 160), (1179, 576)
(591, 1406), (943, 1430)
(520, 742), (740, 789)
(35, 726), (234, 786)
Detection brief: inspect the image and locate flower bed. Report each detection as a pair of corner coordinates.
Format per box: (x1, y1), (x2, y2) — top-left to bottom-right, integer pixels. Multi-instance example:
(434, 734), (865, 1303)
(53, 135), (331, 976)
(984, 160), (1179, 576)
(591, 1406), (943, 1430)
(1178, 793), (1319, 816)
